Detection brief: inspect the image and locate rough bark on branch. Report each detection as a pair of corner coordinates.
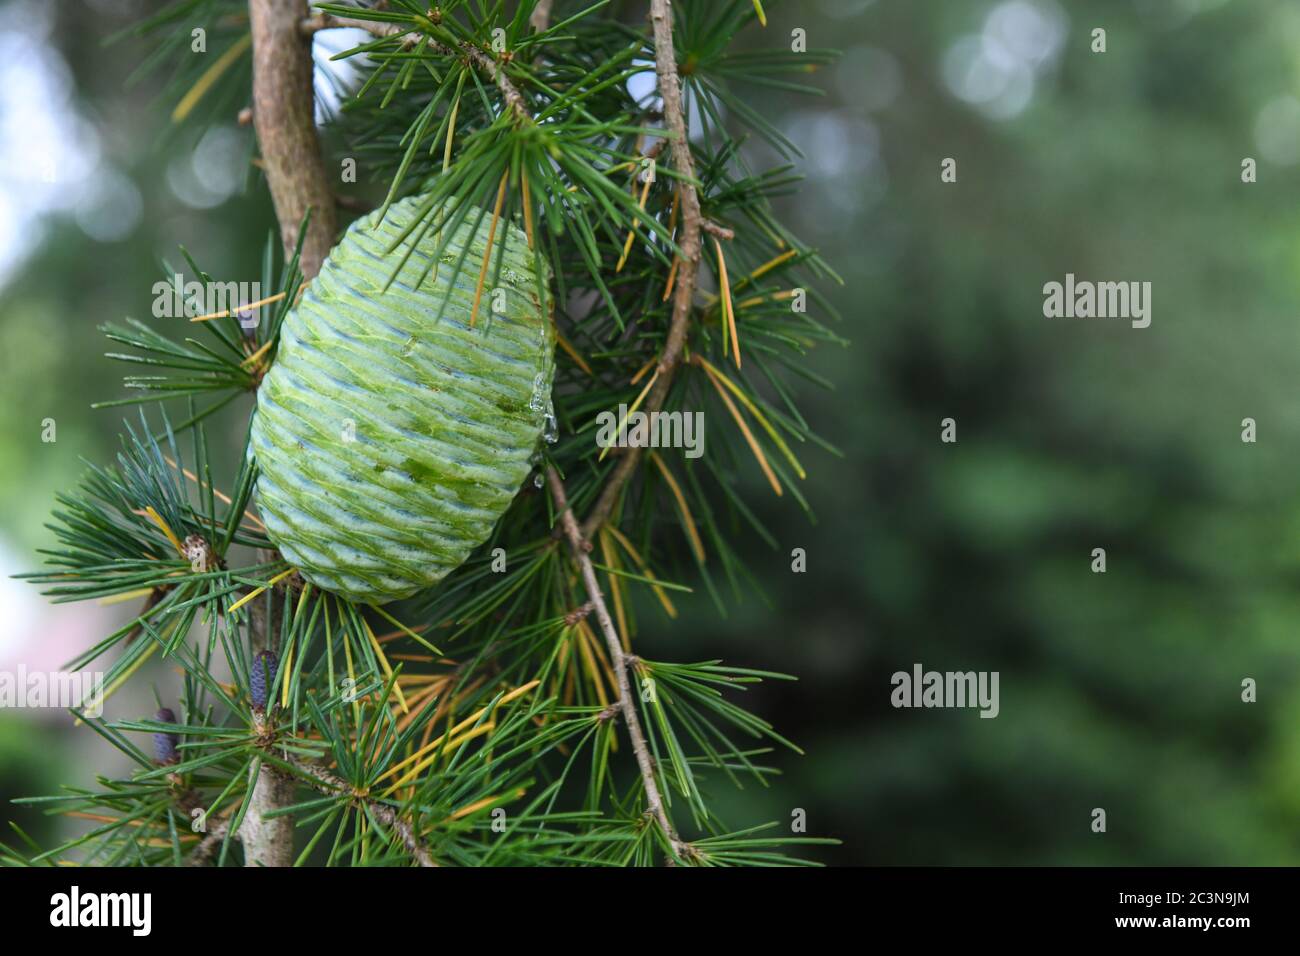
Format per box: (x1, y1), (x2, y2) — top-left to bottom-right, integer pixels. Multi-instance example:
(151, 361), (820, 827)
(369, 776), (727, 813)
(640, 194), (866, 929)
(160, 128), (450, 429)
(243, 0), (338, 866)
(250, 0), (336, 279)
(547, 467), (684, 853)
(581, 0), (706, 538)
(242, 759), (296, 867)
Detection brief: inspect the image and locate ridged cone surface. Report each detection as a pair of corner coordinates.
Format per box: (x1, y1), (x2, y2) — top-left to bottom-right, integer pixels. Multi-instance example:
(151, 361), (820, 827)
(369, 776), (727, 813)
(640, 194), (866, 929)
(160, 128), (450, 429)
(251, 195), (554, 603)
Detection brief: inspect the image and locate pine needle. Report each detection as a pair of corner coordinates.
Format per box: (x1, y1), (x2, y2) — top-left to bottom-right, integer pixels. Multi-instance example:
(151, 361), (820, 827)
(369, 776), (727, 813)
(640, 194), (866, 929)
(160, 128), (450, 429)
(743, 248), (797, 287)
(382, 680), (540, 790)
(521, 166), (535, 250)
(605, 525), (678, 619)
(694, 353), (806, 479)
(394, 682), (445, 735)
(572, 621), (612, 708)
(443, 87), (461, 173)
(163, 456), (266, 530)
(341, 598), (359, 725)
(629, 356), (657, 386)
(598, 365), (659, 462)
(370, 604), (444, 655)
(662, 259), (679, 301)
(190, 291), (285, 323)
(78, 640), (160, 726)
(696, 357), (782, 496)
(714, 236), (740, 369)
(598, 531), (630, 651)
(172, 34), (251, 123)
(281, 582), (313, 709)
(442, 790), (525, 824)
(616, 171), (654, 272)
(99, 587), (156, 606)
(661, 190), (682, 301)
(362, 616), (409, 714)
(470, 169), (510, 327)
(139, 506), (186, 558)
(239, 338), (274, 371)
(555, 326), (593, 376)
(650, 452), (705, 562)
(226, 567), (296, 615)
(735, 288), (796, 310)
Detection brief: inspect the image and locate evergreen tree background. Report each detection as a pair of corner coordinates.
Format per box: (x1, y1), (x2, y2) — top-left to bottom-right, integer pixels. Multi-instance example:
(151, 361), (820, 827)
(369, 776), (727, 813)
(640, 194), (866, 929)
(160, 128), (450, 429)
(3, 0), (1300, 866)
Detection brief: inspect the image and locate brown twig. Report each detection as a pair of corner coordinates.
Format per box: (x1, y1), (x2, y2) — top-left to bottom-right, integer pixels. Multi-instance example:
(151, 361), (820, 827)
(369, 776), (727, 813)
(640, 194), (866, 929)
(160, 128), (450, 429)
(301, 12), (416, 43)
(564, 600), (596, 627)
(702, 218), (735, 241)
(303, 12), (530, 122)
(460, 42), (530, 121)
(185, 817), (233, 867)
(291, 758), (438, 867)
(530, 0), (554, 33)
(546, 467), (683, 853)
(580, 0), (707, 540)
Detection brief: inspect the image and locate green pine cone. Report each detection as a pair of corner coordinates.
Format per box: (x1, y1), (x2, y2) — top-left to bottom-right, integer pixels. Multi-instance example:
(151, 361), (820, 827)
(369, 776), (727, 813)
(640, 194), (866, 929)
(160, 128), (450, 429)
(250, 195), (554, 604)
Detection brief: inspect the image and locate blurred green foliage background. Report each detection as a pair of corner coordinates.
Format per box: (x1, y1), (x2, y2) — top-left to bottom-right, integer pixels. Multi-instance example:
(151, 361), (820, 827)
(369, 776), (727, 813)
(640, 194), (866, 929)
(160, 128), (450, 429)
(4, 0), (1300, 865)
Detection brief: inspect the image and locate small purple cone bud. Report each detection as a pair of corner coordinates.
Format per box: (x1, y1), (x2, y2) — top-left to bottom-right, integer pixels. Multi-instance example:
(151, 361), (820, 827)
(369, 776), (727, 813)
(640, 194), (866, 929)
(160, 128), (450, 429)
(153, 707), (179, 766)
(250, 650), (278, 711)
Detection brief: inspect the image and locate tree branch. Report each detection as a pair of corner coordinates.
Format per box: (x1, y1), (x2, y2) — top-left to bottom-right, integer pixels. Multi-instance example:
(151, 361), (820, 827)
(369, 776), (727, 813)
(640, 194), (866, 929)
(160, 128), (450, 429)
(243, 0), (340, 866)
(242, 757), (297, 867)
(239, 581), (296, 868)
(184, 817), (233, 867)
(301, 11), (414, 41)
(461, 42), (530, 121)
(546, 466), (684, 854)
(303, 12), (529, 122)
(250, 0), (337, 280)
(580, 0), (705, 539)
(529, 0), (554, 34)
(291, 758), (438, 867)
